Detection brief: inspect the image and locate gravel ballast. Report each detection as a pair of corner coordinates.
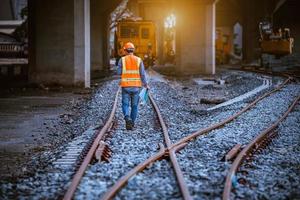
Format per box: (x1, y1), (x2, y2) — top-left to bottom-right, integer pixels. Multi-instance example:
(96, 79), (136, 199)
(234, 104), (300, 200)
(1, 70), (299, 200)
(75, 92), (166, 199)
(0, 80), (119, 199)
(175, 83), (300, 199)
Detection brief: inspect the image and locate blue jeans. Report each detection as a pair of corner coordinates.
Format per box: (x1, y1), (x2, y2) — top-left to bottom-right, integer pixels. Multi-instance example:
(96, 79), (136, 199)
(122, 87), (140, 123)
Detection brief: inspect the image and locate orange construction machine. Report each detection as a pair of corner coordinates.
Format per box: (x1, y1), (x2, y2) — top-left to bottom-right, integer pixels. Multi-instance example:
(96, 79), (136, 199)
(259, 21), (294, 57)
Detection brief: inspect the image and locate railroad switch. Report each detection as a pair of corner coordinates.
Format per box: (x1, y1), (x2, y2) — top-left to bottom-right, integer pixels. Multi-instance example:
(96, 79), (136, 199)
(95, 141), (112, 162)
(223, 144), (242, 162)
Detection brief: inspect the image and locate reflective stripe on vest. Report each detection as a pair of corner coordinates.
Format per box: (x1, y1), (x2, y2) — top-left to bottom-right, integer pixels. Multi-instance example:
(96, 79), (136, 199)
(122, 70), (140, 74)
(121, 78), (141, 81)
(121, 55), (142, 87)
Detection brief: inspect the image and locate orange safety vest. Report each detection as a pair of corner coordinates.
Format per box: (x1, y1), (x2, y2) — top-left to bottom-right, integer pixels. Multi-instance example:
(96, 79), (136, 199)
(120, 55), (142, 87)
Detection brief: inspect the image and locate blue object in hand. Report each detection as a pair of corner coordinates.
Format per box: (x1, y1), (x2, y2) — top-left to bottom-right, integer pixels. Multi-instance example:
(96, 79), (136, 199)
(139, 88), (149, 103)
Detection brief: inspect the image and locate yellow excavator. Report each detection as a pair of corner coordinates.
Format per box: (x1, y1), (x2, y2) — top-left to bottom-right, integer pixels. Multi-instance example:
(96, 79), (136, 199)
(259, 20), (294, 59)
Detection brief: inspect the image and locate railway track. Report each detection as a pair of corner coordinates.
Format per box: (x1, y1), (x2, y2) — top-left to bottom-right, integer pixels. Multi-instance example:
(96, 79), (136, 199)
(62, 71), (299, 199)
(63, 87), (121, 200)
(102, 81), (299, 199)
(64, 87), (192, 199)
(100, 94), (191, 200)
(222, 95), (300, 200)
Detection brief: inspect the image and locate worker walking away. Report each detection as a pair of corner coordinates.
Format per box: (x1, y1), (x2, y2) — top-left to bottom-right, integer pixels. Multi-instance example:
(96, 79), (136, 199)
(117, 42), (148, 130)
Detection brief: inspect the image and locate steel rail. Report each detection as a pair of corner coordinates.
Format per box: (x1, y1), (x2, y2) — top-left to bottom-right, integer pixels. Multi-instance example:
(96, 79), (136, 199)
(101, 143), (188, 200)
(101, 94), (192, 200)
(63, 87), (121, 200)
(170, 78), (291, 149)
(100, 77), (292, 200)
(149, 94), (172, 147)
(222, 95), (300, 200)
(101, 143), (166, 200)
(149, 94), (192, 200)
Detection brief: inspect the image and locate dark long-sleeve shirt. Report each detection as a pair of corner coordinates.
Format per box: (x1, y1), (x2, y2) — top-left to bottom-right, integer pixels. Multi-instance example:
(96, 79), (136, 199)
(117, 56), (147, 87)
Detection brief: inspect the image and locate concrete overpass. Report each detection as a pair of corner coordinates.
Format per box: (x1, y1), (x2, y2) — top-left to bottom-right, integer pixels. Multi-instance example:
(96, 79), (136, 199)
(27, 0), (218, 87)
(2, 0), (297, 87)
(28, 0), (122, 87)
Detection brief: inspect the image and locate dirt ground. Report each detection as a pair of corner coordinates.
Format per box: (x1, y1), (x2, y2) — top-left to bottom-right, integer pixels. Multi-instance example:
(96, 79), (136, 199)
(0, 88), (85, 181)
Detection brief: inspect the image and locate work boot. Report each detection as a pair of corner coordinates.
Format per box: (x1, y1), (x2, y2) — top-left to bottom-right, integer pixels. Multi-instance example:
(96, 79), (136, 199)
(125, 117), (133, 130)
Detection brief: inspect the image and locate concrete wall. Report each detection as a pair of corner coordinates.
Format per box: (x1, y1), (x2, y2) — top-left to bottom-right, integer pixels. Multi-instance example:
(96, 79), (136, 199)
(28, 0), (121, 87)
(175, 0), (215, 74)
(74, 0), (90, 87)
(216, 0), (242, 27)
(241, 0), (277, 63)
(91, 1), (118, 72)
(29, 0), (75, 86)
(91, 0), (104, 72)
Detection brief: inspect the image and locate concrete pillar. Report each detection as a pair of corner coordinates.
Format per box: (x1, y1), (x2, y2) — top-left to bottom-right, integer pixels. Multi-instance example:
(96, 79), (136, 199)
(102, 14), (111, 72)
(28, 0), (90, 87)
(91, 0), (104, 72)
(74, 0), (90, 87)
(90, 2), (112, 73)
(242, 3), (259, 63)
(91, 1), (121, 74)
(28, 0), (36, 79)
(157, 20), (165, 65)
(27, 0), (122, 87)
(242, 0), (275, 63)
(29, 0), (75, 86)
(175, 0), (215, 75)
(205, 3), (216, 74)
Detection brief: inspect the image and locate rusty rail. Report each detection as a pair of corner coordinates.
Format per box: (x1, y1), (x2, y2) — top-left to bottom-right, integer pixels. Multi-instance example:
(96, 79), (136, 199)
(100, 77), (291, 200)
(63, 87), (121, 200)
(170, 78), (291, 149)
(101, 142), (188, 200)
(63, 72), (292, 199)
(222, 95), (300, 200)
(101, 94), (192, 200)
(225, 144), (242, 162)
(149, 94), (192, 200)
(101, 143), (166, 200)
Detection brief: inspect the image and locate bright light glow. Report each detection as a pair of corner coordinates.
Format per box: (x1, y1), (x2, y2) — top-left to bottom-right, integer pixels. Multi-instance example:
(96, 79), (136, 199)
(164, 14), (176, 28)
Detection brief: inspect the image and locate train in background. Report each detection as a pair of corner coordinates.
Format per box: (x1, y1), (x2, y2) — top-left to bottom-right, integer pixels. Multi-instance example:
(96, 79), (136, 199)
(115, 20), (156, 68)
